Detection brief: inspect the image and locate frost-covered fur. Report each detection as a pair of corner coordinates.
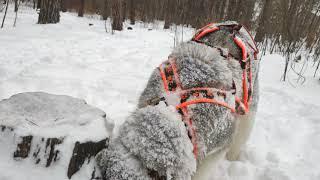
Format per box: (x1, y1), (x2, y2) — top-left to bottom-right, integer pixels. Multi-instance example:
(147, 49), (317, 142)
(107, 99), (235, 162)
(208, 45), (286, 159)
(96, 29), (259, 179)
(96, 104), (196, 180)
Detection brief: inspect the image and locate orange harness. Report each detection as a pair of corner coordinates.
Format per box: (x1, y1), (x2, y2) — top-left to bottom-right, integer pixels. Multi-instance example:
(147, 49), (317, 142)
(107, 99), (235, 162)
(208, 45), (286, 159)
(158, 23), (259, 158)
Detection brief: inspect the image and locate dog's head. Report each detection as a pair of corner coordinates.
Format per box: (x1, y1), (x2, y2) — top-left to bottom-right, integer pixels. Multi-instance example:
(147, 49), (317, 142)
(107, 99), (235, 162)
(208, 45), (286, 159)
(192, 21), (258, 61)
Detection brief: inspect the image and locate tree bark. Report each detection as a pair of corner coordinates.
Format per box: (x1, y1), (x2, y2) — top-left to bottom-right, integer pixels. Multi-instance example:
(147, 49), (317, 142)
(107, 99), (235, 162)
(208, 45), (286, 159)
(78, 0), (84, 17)
(128, 0), (135, 25)
(61, 0), (67, 12)
(36, 0), (41, 9)
(163, 0), (171, 29)
(38, 0), (61, 24)
(14, 0), (18, 12)
(111, 0), (123, 31)
(121, 0), (126, 22)
(102, 0), (109, 20)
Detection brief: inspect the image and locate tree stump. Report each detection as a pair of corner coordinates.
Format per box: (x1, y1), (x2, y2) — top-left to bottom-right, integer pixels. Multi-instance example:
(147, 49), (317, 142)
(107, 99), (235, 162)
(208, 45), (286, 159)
(0, 92), (113, 179)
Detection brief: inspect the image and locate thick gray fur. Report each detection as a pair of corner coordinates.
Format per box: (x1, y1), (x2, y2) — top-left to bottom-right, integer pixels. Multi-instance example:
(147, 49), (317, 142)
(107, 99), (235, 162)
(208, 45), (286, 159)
(96, 26), (260, 180)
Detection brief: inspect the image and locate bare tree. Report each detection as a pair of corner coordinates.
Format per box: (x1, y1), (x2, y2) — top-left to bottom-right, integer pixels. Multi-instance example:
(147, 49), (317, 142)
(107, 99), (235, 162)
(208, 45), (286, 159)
(61, 0), (67, 12)
(121, 0), (126, 22)
(111, 0), (122, 31)
(38, 0), (61, 24)
(102, 0), (110, 20)
(315, 60), (320, 78)
(14, 0), (18, 12)
(38, 0), (320, 73)
(1, 0), (9, 28)
(13, 0), (21, 27)
(36, 0), (41, 9)
(163, 0), (171, 29)
(33, 0), (36, 9)
(128, 0), (135, 25)
(78, 0), (84, 17)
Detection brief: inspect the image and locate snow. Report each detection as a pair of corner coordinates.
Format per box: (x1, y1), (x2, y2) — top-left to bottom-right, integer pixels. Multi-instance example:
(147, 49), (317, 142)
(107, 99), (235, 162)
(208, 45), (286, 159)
(0, 92), (110, 141)
(1, 6), (320, 180)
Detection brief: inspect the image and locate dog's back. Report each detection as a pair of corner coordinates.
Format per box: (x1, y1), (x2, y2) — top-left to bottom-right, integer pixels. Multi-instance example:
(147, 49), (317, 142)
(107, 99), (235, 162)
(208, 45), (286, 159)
(96, 22), (260, 180)
(137, 25), (260, 179)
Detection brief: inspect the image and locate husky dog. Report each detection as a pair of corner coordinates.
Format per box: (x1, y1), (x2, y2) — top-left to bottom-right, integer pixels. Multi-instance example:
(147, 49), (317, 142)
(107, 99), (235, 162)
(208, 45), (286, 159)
(96, 21), (260, 180)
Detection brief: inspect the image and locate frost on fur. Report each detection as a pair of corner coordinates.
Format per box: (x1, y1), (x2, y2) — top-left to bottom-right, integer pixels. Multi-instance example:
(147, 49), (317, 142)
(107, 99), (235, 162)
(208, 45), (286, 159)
(138, 42), (254, 157)
(96, 104), (196, 180)
(97, 31), (259, 179)
(96, 139), (151, 180)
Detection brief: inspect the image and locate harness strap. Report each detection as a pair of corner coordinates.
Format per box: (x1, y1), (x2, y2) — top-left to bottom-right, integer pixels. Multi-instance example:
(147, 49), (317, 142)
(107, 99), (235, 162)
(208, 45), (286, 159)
(177, 98), (236, 113)
(158, 58), (241, 159)
(193, 26), (220, 41)
(156, 22), (258, 159)
(159, 57), (199, 158)
(234, 36), (248, 62)
(192, 23), (258, 114)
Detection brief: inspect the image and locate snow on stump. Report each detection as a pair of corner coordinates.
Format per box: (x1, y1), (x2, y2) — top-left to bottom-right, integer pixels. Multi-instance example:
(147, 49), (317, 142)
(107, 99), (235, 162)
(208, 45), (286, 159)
(0, 92), (113, 179)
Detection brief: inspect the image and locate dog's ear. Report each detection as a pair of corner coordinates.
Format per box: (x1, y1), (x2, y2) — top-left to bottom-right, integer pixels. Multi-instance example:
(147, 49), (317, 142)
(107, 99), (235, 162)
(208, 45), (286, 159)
(196, 29), (242, 60)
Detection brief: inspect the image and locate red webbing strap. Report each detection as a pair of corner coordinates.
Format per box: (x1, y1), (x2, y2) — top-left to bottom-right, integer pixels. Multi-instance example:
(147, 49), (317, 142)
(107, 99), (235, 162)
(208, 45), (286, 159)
(170, 59), (199, 158)
(159, 58), (199, 158)
(158, 58), (248, 158)
(159, 22), (260, 155)
(194, 26), (219, 41)
(177, 98), (236, 113)
(168, 57), (182, 90)
(192, 23), (254, 113)
(181, 107), (198, 157)
(234, 36), (248, 62)
(190, 22), (259, 114)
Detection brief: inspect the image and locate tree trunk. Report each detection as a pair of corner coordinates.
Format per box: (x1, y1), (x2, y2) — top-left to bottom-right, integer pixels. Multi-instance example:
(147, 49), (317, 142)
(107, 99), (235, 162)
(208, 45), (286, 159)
(121, 0), (126, 22)
(13, 0), (20, 27)
(36, 0), (41, 9)
(111, 0), (122, 31)
(128, 0), (135, 25)
(282, 55), (290, 81)
(102, 0), (109, 20)
(163, 20), (170, 29)
(61, 0), (67, 12)
(163, 0), (171, 29)
(1, 0), (9, 28)
(14, 0), (18, 12)
(314, 60), (320, 78)
(78, 0), (84, 17)
(38, 0), (61, 24)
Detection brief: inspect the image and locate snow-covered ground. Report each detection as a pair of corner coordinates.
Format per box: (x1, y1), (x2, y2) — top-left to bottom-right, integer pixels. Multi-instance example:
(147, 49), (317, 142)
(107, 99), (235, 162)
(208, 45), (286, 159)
(1, 6), (320, 180)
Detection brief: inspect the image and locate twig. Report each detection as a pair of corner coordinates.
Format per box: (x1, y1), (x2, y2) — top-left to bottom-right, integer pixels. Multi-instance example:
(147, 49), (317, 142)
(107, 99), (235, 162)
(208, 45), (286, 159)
(25, 118), (39, 127)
